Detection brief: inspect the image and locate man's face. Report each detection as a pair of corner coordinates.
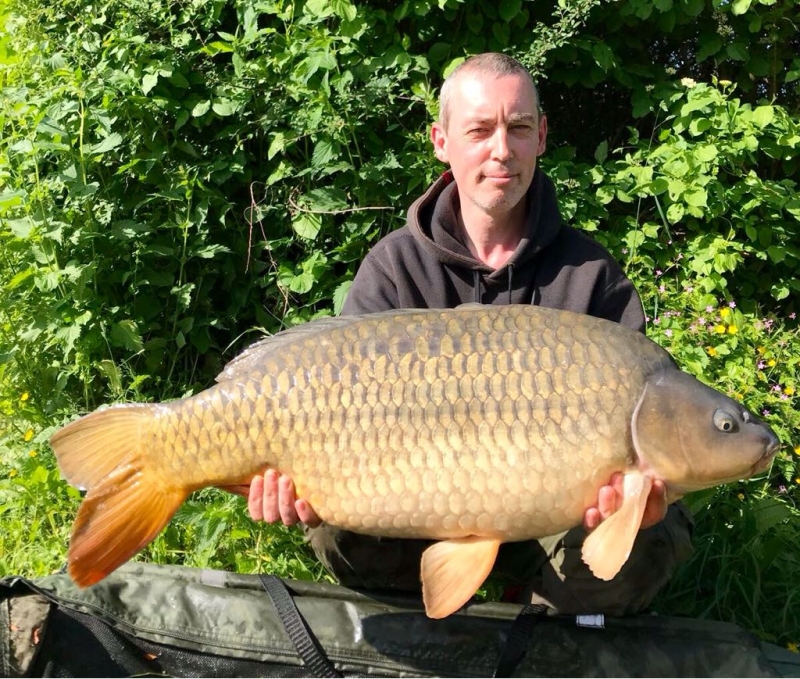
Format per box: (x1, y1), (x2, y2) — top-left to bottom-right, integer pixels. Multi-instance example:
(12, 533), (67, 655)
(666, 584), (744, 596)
(431, 72), (547, 218)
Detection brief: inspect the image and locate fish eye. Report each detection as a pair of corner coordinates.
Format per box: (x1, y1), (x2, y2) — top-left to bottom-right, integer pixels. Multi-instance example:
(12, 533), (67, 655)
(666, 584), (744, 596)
(713, 409), (740, 433)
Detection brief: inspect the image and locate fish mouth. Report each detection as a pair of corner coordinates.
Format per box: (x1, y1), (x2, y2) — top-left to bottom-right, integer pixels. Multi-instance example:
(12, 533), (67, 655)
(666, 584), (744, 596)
(751, 439), (781, 475)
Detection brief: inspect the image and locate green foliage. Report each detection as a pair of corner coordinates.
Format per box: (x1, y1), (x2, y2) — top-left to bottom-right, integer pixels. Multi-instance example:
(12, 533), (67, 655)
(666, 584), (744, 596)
(0, 0), (799, 650)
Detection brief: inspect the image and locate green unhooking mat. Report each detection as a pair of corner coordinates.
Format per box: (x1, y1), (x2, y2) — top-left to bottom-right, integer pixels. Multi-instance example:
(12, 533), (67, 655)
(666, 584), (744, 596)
(2, 563), (798, 677)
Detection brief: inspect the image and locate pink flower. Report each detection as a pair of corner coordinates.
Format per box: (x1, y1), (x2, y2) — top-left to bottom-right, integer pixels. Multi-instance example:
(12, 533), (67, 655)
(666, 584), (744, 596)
(728, 301), (736, 309)
(665, 329), (673, 337)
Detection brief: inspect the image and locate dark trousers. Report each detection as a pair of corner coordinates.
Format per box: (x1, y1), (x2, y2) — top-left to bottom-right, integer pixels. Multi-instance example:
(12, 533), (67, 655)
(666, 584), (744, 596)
(305, 502), (694, 616)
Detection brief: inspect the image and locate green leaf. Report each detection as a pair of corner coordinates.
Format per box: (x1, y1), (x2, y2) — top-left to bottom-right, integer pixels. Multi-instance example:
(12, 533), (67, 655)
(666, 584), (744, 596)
(311, 138), (339, 169)
(684, 188), (707, 208)
(97, 359), (122, 393)
(731, 0), (751, 14)
(594, 140), (608, 164)
(6, 268), (36, 290)
(87, 132), (123, 155)
(596, 185), (615, 205)
(726, 42), (748, 61)
(591, 42), (615, 71)
(767, 246), (786, 263)
(333, 280), (352, 315)
(292, 212), (322, 240)
(751, 105), (774, 127)
(268, 132), (285, 160)
(7, 218), (33, 238)
(666, 203), (685, 223)
(688, 118), (711, 136)
(693, 144), (718, 162)
(696, 36), (722, 62)
(142, 73), (159, 94)
(192, 100), (211, 117)
(212, 99), (236, 116)
(302, 187), (348, 212)
(111, 320), (144, 352)
(289, 271), (315, 294)
(330, 0), (357, 20)
(498, 0), (522, 21)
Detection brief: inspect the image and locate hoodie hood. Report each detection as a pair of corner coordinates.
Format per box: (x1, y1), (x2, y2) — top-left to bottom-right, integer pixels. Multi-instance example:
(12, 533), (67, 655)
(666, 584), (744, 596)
(405, 167), (563, 282)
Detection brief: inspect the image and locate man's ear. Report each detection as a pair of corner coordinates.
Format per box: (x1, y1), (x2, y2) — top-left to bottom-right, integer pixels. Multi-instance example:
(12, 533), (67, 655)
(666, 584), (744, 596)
(536, 114), (548, 158)
(431, 122), (449, 164)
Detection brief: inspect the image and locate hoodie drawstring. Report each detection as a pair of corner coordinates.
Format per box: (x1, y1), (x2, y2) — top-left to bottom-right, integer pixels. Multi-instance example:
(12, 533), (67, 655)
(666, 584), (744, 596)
(472, 265), (515, 304)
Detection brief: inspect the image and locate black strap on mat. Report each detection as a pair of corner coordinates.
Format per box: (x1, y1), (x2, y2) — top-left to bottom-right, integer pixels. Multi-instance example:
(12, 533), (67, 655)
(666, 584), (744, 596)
(492, 602), (549, 678)
(259, 574), (342, 678)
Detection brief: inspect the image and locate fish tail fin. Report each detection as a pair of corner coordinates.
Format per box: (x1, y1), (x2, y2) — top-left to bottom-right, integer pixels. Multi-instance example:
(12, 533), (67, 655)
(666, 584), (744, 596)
(50, 404), (188, 587)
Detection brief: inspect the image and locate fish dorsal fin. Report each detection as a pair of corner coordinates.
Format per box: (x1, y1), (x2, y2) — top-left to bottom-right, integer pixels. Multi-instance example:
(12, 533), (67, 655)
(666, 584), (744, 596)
(581, 472), (653, 581)
(216, 309), (426, 384)
(420, 537), (501, 619)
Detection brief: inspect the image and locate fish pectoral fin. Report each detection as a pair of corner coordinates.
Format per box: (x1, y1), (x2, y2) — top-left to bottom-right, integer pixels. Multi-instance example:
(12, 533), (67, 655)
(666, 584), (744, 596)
(581, 472), (654, 581)
(420, 537), (501, 619)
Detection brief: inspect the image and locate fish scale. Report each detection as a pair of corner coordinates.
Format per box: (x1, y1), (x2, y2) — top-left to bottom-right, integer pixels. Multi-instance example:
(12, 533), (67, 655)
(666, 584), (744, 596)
(50, 304), (779, 618)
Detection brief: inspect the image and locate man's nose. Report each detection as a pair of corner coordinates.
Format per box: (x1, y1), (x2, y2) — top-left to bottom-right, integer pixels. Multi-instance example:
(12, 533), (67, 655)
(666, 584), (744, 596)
(490, 128), (512, 160)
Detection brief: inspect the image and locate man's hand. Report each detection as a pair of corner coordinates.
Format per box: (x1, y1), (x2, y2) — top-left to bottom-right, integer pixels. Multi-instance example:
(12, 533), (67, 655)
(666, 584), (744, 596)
(248, 470), (322, 527)
(583, 473), (668, 532)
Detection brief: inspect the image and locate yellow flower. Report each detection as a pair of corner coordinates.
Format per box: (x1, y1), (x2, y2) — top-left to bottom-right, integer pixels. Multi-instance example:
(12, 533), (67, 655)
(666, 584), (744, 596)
(20, 392), (29, 402)
(23, 429), (33, 442)
(757, 346), (765, 355)
(794, 446), (800, 456)
(727, 324), (738, 334)
(737, 493), (745, 500)
(28, 449), (37, 458)
(785, 386), (795, 396)
(9, 468), (17, 478)
(796, 478), (800, 485)
(768, 359), (777, 367)
(713, 324), (727, 334)
(720, 308), (730, 318)
(788, 642), (799, 654)
(707, 347), (718, 356)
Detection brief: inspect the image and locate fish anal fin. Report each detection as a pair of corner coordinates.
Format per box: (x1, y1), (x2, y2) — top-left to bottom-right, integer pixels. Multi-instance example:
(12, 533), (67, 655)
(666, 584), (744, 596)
(68, 465), (187, 587)
(421, 537), (501, 619)
(581, 472), (653, 581)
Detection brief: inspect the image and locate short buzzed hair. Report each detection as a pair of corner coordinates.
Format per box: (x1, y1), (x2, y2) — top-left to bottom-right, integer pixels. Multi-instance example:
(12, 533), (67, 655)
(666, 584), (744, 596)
(438, 53), (542, 131)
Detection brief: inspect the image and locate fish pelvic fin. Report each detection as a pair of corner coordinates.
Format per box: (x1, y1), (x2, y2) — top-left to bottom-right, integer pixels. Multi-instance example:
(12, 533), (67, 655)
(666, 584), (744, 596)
(420, 537), (501, 619)
(50, 403), (187, 587)
(581, 472), (653, 581)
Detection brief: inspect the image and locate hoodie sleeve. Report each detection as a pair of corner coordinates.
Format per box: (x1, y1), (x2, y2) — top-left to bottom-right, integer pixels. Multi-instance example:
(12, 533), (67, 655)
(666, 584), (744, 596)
(590, 273), (646, 334)
(340, 250), (400, 316)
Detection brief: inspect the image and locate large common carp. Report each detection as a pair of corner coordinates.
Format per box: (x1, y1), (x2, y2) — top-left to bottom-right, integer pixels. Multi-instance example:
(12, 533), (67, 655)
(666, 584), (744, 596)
(51, 305), (779, 618)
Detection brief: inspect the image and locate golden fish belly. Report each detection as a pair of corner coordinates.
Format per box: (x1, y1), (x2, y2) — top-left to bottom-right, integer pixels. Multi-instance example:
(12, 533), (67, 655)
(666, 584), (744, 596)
(157, 305), (658, 542)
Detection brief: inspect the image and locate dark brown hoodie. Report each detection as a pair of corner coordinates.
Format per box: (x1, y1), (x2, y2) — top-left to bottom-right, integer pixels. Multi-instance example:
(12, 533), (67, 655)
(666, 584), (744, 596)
(342, 168), (645, 333)
(312, 168), (652, 594)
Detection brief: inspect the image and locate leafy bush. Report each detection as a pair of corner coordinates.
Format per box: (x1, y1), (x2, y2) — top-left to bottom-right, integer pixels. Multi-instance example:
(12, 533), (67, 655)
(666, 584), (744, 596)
(1, 0), (799, 650)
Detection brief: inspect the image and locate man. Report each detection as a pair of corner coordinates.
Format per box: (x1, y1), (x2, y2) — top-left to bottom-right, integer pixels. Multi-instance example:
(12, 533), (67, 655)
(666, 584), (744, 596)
(248, 53), (693, 615)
